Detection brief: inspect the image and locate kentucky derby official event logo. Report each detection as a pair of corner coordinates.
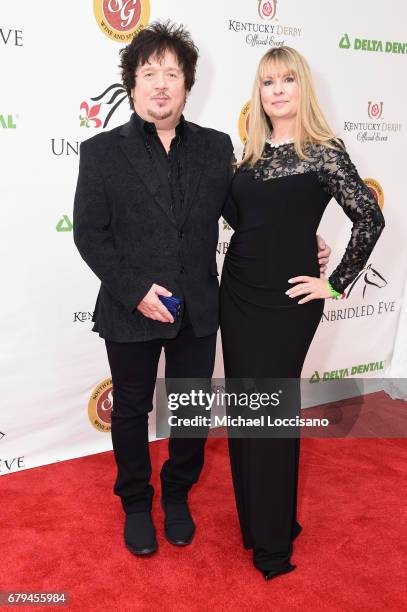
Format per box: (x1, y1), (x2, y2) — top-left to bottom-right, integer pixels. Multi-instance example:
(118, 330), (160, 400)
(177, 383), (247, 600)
(343, 101), (402, 144)
(368, 102), (383, 120)
(228, 1), (302, 49)
(364, 178), (384, 210)
(88, 378), (113, 432)
(93, 0), (150, 42)
(80, 83), (127, 129)
(238, 101), (251, 144)
(258, 0), (277, 21)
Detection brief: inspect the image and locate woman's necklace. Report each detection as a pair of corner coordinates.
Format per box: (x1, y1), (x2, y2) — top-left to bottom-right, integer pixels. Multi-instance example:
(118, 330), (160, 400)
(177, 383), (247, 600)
(266, 137), (294, 148)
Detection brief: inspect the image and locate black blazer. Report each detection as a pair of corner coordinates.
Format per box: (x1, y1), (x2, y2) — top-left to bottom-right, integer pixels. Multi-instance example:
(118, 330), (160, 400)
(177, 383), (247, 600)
(73, 113), (234, 342)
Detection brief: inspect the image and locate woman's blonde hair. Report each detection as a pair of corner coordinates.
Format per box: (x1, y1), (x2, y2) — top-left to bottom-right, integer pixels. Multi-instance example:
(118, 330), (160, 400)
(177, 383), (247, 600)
(240, 46), (343, 166)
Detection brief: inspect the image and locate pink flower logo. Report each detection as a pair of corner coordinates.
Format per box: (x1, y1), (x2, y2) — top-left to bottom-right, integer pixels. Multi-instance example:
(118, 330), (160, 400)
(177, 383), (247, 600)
(368, 101), (383, 120)
(79, 101), (102, 128)
(262, 2), (273, 17)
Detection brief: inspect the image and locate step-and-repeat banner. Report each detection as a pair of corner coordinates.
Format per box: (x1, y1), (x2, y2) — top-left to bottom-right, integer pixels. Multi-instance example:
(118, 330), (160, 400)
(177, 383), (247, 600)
(1, 1), (406, 474)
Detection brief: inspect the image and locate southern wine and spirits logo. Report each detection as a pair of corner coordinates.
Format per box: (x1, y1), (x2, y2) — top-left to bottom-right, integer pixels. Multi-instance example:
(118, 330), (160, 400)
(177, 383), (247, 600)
(339, 33), (407, 55)
(93, 0), (150, 42)
(364, 178), (384, 210)
(238, 101), (251, 144)
(228, 0), (301, 49)
(343, 101), (402, 144)
(80, 83), (128, 129)
(88, 379), (113, 432)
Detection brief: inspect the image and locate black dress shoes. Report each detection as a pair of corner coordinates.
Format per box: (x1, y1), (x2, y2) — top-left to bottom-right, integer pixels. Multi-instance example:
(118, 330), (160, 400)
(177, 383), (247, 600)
(124, 511), (158, 556)
(161, 498), (195, 546)
(263, 563), (296, 581)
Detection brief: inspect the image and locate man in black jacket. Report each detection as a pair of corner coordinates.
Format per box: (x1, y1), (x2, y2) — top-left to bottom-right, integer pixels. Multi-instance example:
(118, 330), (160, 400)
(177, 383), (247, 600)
(74, 21), (330, 556)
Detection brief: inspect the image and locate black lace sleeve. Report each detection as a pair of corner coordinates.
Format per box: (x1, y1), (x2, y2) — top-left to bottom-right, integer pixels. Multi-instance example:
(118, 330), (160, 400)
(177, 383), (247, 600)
(317, 144), (385, 294)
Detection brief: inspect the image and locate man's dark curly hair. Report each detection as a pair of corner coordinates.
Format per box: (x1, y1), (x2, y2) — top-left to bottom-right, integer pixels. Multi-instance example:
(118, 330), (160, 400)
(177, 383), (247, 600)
(119, 20), (199, 110)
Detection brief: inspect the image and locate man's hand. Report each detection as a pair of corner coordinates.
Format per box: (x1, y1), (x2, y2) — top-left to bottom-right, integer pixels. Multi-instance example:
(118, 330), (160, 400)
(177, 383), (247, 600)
(316, 234), (331, 276)
(137, 284), (174, 323)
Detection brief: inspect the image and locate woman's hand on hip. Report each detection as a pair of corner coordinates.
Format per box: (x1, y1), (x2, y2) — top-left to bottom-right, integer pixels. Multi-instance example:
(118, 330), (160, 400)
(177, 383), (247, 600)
(286, 276), (332, 304)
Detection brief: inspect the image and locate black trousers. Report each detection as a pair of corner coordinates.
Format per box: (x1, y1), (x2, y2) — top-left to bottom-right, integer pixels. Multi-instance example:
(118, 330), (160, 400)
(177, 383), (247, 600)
(105, 322), (217, 514)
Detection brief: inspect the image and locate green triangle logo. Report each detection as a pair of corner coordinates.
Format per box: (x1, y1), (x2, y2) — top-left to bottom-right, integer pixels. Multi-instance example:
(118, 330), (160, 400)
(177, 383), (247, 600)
(310, 370), (321, 384)
(56, 215), (73, 232)
(339, 33), (351, 49)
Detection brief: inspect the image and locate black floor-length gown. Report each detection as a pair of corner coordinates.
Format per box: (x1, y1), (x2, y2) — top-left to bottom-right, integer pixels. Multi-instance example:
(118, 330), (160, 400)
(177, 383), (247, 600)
(220, 140), (385, 572)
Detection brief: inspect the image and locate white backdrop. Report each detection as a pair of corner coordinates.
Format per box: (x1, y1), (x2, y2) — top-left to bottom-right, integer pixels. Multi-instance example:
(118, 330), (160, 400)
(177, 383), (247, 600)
(1, 0), (406, 475)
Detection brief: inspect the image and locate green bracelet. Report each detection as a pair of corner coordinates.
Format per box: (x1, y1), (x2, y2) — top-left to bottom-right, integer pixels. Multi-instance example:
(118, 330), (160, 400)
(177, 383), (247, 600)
(327, 280), (341, 298)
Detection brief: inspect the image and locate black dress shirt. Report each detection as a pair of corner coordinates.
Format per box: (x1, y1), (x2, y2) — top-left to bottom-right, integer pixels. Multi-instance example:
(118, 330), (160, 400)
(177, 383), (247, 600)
(133, 110), (187, 225)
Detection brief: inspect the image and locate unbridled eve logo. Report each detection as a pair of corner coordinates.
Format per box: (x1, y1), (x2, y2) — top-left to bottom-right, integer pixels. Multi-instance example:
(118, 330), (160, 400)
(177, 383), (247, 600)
(258, 0), (277, 21)
(93, 0), (150, 42)
(80, 83), (127, 129)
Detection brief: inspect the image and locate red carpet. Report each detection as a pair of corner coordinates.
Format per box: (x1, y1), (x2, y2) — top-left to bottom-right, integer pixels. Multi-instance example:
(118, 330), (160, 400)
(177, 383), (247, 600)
(1, 395), (406, 611)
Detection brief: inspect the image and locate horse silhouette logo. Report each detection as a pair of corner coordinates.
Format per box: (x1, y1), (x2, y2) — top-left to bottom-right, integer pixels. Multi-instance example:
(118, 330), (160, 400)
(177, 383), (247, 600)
(346, 263), (387, 299)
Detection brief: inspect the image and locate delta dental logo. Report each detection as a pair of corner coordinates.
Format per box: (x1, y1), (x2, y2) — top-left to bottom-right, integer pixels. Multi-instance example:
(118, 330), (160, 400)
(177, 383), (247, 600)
(339, 33), (407, 55)
(93, 0), (150, 43)
(0, 114), (17, 129)
(80, 83), (127, 129)
(310, 360), (385, 383)
(56, 215), (73, 232)
(343, 102), (402, 144)
(228, 0), (301, 49)
(88, 378), (113, 433)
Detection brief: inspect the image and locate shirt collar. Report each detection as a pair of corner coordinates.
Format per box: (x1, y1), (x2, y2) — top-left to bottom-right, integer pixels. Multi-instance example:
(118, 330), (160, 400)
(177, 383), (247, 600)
(132, 110), (186, 139)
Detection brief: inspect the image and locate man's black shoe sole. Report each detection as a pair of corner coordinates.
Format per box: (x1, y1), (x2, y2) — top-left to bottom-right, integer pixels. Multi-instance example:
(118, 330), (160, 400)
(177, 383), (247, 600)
(164, 531), (195, 547)
(125, 541), (158, 556)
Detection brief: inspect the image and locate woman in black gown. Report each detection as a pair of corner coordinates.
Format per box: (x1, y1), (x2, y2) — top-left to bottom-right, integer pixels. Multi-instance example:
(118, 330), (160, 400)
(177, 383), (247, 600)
(220, 47), (385, 580)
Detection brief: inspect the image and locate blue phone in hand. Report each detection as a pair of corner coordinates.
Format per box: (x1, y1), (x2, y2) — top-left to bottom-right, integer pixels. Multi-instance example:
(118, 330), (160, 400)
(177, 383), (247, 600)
(158, 295), (183, 321)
